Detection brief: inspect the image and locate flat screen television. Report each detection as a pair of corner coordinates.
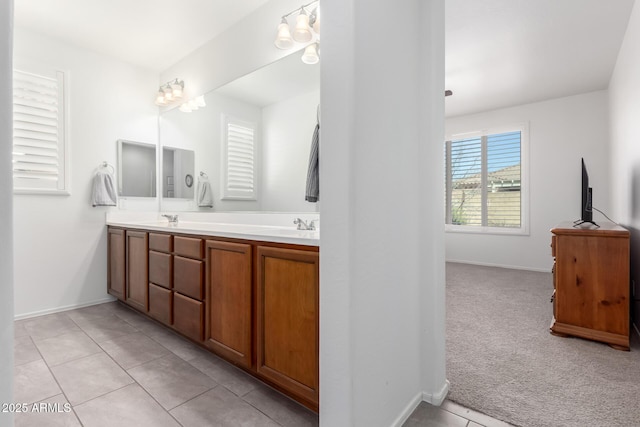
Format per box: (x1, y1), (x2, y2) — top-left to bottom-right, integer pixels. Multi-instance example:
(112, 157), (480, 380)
(578, 157), (596, 226)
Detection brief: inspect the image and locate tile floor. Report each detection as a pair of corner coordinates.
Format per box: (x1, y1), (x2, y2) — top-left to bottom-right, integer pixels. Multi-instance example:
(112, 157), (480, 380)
(13, 301), (512, 427)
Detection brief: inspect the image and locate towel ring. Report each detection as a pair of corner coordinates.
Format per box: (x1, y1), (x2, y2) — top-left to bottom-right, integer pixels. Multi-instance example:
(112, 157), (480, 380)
(101, 161), (115, 174)
(200, 171), (208, 178)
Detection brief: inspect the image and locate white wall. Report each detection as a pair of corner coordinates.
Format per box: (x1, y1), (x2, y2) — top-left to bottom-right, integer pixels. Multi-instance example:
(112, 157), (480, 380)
(609, 0), (640, 326)
(0, 1), (15, 423)
(159, 0), (305, 102)
(445, 90), (610, 271)
(160, 92), (262, 212)
(321, 0), (446, 426)
(13, 29), (158, 317)
(261, 89), (320, 212)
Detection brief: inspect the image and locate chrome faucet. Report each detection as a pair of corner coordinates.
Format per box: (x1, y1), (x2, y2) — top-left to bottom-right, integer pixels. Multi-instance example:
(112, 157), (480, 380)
(162, 214), (179, 224)
(294, 218), (316, 231)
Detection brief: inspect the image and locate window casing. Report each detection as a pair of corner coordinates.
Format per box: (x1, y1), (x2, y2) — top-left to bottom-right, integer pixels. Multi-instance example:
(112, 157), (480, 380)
(221, 115), (258, 200)
(13, 67), (69, 195)
(445, 124), (528, 235)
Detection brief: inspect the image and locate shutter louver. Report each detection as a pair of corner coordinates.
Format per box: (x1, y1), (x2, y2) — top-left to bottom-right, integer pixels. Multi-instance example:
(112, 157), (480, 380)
(487, 131), (521, 228)
(12, 69), (67, 192)
(448, 137), (483, 226)
(223, 118), (257, 200)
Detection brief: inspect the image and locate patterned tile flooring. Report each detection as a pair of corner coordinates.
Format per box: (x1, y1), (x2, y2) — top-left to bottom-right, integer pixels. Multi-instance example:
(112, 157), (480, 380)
(13, 301), (512, 427)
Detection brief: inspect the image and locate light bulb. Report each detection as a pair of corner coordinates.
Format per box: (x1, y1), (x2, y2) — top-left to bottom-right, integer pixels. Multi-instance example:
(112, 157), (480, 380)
(179, 103), (192, 113)
(188, 99), (199, 111)
(274, 18), (294, 49)
(301, 43), (319, 65)
(163, 84), (173, 101)
(155, 88), (167, 106)
(194, 95), (206, 107)
(293, 10), (312, 43)
(171, 79), (183, 99)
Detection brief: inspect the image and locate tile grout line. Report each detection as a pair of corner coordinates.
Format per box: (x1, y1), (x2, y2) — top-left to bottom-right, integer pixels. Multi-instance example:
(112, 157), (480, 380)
(57, 305), (183, 425)
(24, 325), (86, 427)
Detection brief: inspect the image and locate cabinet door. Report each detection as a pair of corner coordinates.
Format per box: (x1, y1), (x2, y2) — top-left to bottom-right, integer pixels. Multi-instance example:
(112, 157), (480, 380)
(174, 256), (204, 300)
(149, 283), (173, 325)
(107, 228), (126, 300)
(204, 240), (252, 368)
(256, 246), (319, 409)
(174, 292), (204, 342)
(149, 251), (173, 289)
(126, 231), (148, 312)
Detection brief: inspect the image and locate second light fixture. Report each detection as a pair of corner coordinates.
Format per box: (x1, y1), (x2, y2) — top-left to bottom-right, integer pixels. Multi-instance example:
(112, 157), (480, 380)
(274, 1), (320, 65)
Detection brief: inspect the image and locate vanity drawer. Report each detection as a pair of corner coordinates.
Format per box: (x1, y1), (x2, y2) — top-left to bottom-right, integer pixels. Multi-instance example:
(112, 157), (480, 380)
(174, 256), (204, 300)
(173, 293), (204, 342)
(174, 236), (203, 259)
(149, 233), (173, 253)
(149, 251), (172, 289)
(148, 283), (173, 325)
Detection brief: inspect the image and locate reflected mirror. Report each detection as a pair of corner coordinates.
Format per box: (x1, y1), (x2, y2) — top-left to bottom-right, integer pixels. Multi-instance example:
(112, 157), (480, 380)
(117, 139), (157, 197)
(159, 51), (320, 212)
(162, 147), (195, 199)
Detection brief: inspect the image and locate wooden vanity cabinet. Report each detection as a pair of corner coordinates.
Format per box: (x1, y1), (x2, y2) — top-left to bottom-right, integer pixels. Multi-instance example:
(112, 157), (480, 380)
(256, 246), (319, 409)
(173, 236), (205, 342)
(125, 230), (148, 313)
(204, 240), (252, 368)
(107, 228), (126, 300)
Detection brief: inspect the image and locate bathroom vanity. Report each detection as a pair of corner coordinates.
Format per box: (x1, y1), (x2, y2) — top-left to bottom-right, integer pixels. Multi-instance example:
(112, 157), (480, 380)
(106, 217), (319, 411)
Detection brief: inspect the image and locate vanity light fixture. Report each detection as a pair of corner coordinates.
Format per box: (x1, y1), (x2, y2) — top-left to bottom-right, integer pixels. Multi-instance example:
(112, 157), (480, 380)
(154, 78), (184, 106)
(274, 1), (320, 65)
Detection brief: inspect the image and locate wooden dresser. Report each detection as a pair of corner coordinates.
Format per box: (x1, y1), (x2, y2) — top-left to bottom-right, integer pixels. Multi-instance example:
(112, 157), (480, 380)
(550, 221), (630, 350)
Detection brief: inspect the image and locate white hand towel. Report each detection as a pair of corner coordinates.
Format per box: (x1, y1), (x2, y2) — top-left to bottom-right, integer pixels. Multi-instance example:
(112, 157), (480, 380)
(91, 169), (117, 207)
(196, 175), (214, 208)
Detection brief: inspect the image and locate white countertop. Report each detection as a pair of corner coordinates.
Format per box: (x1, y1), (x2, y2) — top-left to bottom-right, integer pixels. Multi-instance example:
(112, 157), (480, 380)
(106, 212), (320, 247)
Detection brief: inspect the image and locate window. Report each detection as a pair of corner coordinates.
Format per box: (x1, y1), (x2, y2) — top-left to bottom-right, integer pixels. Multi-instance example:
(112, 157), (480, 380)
(445, 124), (528, 234)
(221, 115), (257, 200)
(13, 67), (69, 195)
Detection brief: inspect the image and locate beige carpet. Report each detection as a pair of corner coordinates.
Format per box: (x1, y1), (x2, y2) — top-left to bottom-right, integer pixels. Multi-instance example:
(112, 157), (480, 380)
(446, 262), (640, 427)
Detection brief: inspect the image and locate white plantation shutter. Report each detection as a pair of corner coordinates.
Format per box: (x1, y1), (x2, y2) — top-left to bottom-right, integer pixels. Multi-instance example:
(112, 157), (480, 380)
(445, 125), (527, 233)
(13, 68), (68, 194)
(222, 116), (257, 200)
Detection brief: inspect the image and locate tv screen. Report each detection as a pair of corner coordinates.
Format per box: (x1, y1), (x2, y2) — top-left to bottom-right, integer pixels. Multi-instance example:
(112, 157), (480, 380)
(581, 158), (593, 223)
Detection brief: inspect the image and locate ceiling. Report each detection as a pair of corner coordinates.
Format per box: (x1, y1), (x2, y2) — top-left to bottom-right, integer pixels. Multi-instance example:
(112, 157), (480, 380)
(13, 0), (637, 117)
(445, 0), (635, 117)
(14, 0), (270, 72)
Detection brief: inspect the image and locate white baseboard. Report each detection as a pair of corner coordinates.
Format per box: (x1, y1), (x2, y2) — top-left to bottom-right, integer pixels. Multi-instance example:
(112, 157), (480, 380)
(446, 259), (551, 273)
(14, 296), (117, 320)
(423, 379), (450, 406)
(389, 380), (450, 427)
(390, 391), (424, 427)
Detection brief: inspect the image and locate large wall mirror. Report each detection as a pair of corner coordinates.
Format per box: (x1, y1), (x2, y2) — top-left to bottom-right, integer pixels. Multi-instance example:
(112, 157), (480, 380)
(117, 139), (157, 197)
(159, 51), (320, 212)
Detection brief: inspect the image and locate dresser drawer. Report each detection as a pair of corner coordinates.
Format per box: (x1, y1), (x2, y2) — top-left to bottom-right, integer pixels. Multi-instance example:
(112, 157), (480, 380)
(149, 251), (172, 289)
(174, 236), (203, 259)
(173, 293), (204, 342)
(149, 233), (173, 253)
(148, 283), (173, 325)
(174, 256), (204, 300)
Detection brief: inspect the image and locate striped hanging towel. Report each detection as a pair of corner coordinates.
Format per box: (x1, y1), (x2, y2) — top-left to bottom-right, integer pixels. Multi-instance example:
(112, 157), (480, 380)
(305, 121), (319, 202)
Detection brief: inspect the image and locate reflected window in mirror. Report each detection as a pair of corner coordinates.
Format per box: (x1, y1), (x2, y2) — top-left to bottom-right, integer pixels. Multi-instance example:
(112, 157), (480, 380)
(117, 139), (157, 197)
(222, 115), (258, 201)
